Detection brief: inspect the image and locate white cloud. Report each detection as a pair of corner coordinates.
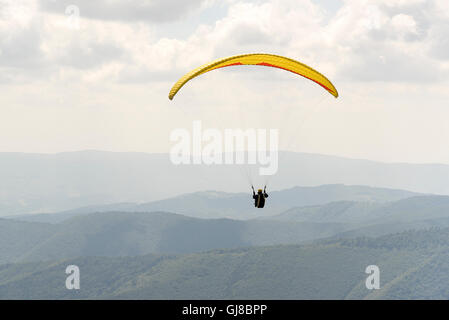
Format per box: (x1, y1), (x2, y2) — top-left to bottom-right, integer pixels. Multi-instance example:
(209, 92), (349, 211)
(0, 0), (449, 164)
(39, 0), (210, 23)
(2, 0), (447, 84)
(391, 14), (417, 36)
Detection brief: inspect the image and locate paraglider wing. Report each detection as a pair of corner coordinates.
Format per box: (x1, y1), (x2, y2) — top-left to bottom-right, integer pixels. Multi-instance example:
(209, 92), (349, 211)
(168, 53), (338, 100)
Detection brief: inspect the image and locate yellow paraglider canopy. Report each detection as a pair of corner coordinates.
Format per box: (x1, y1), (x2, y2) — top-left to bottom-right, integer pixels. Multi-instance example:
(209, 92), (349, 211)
(168, 53), (338, 100)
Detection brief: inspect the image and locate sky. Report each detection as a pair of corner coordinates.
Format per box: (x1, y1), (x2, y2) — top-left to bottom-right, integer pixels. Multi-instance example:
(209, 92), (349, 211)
(0, 0), (448, 164)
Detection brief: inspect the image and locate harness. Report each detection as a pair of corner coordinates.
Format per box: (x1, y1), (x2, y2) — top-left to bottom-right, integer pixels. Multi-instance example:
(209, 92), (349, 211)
(256, 194), (262, 208)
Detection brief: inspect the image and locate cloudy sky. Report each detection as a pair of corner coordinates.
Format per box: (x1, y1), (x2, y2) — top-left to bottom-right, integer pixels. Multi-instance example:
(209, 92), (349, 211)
(0, 0), (448, 164)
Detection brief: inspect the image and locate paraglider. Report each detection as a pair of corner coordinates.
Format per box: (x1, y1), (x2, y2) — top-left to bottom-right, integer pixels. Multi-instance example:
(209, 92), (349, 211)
(168, 53), (338, 100)
(168, 53), (339, 208)
(252, 186), (268, 209)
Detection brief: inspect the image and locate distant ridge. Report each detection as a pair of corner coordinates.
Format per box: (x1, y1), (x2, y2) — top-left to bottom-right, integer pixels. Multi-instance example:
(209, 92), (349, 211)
(1, 150), (449, 216)
(8, 184), (420, 222)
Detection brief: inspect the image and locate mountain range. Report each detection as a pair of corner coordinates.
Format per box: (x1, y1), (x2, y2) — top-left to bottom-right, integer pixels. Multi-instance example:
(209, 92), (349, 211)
(3, 186), (449, 266)
(8, 184), (420, 222)
(2, 150), (449, 216)
(1, 228), (448, 299)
